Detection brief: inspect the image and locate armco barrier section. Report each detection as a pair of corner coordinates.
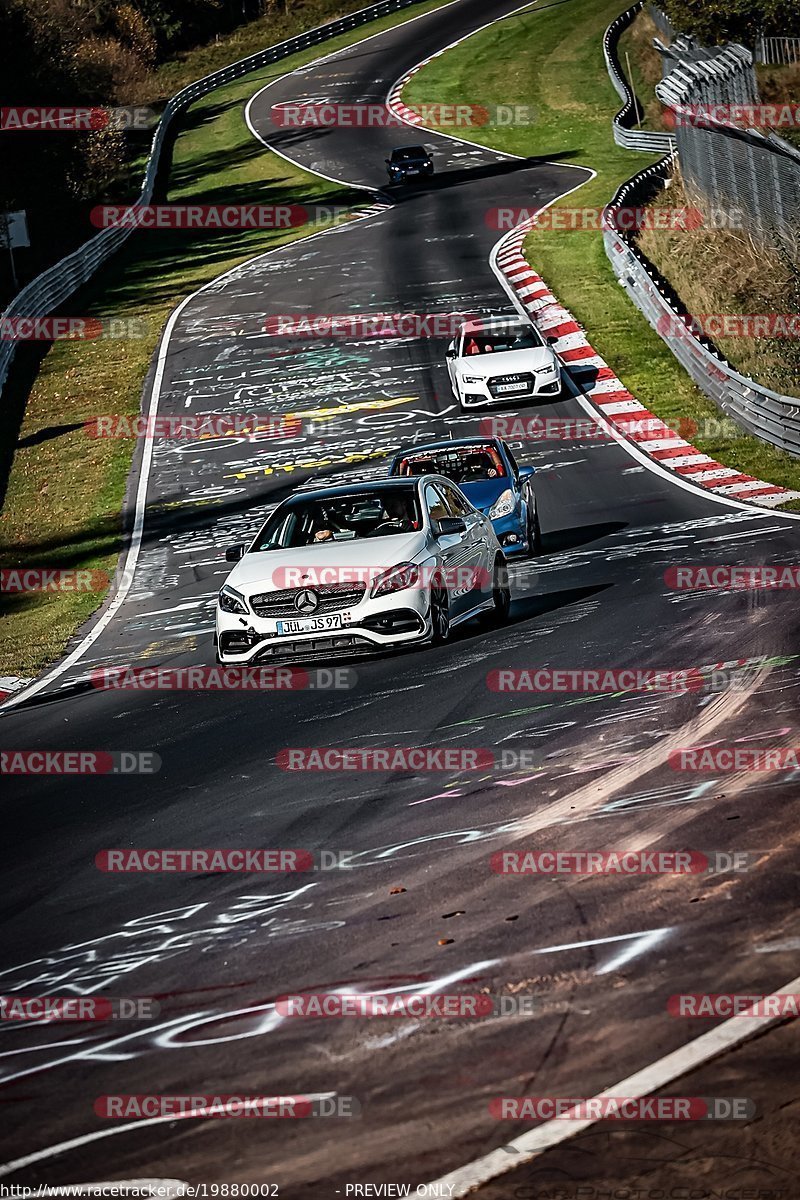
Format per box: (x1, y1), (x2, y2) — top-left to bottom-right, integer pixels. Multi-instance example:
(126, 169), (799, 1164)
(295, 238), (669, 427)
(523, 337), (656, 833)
(495, 213), (796, 504)
(603, 2), (676, 153)
(605, 161), (800, 458)
(0, 0), (425, 403)
(656, 48), (800, 246)
(603, 5), (800, 453)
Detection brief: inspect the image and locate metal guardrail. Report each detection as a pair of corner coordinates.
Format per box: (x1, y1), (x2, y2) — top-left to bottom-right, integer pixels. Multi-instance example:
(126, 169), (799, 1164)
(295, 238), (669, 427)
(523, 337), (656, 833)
(604, 161), (800, 457)
(602, 5), (800, 451)
(603, 2), (676, 153)
(0, 0), (425, 403)
(647, 3), (674, 43)
(654, 38), (800, 247)
(655, 42), (758, 109)
(756, 35), (800, 66)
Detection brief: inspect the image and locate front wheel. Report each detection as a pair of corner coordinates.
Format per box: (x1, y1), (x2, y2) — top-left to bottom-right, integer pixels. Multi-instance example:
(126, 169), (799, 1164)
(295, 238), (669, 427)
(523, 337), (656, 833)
(491, 557), (511, 624)
(429, 585), (451, 645)
(527, 505), (543, 557)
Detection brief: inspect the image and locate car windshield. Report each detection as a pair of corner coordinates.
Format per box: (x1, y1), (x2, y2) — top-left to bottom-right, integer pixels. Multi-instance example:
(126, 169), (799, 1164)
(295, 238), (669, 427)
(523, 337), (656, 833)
(461, 324), (542, 356)
(392, 147), (427, 161)
(251, 489), (422, 550)
(398, 445), (506, 484)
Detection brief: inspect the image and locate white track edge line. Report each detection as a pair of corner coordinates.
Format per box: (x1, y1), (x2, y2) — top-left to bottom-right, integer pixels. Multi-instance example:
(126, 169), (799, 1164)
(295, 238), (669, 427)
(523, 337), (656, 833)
(0, 212), (388, 715)
(425, 973), (800, 1196)
(3, 1), (486, 716)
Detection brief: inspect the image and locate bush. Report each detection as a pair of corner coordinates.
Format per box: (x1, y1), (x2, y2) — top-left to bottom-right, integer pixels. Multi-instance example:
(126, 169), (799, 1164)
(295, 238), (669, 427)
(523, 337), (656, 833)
(662, 0), (800, 46)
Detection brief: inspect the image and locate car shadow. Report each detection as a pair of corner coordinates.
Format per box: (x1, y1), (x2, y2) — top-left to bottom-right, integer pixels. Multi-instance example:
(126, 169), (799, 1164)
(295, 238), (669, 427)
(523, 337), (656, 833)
(383, 150), (583, 198)
(541, 520), (628, 554)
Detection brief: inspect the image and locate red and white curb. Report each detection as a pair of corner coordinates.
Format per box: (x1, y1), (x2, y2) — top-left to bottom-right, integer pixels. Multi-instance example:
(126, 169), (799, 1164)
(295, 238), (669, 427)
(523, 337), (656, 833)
(493, 219), (800, 508)
(388, 51), (798, 508)
(387, 53), (440, 125)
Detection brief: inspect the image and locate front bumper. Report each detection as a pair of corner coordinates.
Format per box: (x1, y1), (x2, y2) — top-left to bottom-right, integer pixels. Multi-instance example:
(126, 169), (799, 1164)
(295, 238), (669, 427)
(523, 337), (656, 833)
(388, 166), (433, 182)
(216, 591), (430, 663)
(458, 371), (561, 408)
(484, 509), (528, 555)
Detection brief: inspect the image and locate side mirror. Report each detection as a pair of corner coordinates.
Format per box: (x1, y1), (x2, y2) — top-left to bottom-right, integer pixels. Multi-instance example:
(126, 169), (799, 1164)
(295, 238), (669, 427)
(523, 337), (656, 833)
(517, 465), (536, 481)
(225, 543), (245, 562)
(385, 159), (391, 165)
(445, 348), (456, 360)
(546, 335), (559, 345)
(435, 516), (466, 537)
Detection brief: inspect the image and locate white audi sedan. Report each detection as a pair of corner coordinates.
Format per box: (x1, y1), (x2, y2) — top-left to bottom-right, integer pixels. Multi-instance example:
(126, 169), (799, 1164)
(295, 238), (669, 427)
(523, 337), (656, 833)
(215, 478), (510, 663)
(446, 316), (562, 409)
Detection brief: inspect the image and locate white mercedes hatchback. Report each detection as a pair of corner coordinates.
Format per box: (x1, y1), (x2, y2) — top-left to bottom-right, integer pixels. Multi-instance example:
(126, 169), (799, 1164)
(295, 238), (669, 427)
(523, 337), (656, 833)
(215, 478), (510, 663)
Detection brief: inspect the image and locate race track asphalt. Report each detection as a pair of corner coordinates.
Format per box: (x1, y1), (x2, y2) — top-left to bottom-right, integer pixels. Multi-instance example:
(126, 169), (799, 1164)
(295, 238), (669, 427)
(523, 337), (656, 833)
(0, 0), (798, 1193)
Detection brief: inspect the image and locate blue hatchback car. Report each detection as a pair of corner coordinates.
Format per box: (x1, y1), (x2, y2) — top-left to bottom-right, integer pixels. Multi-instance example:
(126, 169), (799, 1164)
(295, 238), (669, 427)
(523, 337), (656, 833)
(389, 437), (541, 557)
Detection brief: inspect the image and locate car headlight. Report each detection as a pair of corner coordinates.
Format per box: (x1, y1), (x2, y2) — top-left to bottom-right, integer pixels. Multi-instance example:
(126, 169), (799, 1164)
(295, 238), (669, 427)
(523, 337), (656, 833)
(461, 375), (485, 385)
(489, 490), (516, 520)
(534, 360), (558, 374)
(370, 562), (420, 598)
(218, 585), (248, 615)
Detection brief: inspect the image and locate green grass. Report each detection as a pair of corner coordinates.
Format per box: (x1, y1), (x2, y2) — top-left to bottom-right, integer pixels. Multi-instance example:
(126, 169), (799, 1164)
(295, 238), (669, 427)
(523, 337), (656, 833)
(403, 0), (800, 498)
(617, 8), (667, 131)
(0, 0), (453, 678)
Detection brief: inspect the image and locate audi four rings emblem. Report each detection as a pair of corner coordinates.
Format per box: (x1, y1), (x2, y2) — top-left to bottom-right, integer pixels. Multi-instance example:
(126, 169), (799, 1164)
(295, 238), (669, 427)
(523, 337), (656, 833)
(295, 589), (320, 614)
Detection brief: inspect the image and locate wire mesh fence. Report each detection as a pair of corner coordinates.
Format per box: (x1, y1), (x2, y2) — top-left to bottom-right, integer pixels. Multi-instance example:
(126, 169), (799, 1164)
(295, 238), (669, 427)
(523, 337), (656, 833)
(605, 161), (800, 458)
(655, 44), (800, 247)
(601, 6), (800, 453)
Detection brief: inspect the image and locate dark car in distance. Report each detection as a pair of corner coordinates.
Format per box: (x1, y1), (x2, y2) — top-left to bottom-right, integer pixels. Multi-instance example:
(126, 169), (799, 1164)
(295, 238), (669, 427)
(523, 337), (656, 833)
(386, 145), (434, 183)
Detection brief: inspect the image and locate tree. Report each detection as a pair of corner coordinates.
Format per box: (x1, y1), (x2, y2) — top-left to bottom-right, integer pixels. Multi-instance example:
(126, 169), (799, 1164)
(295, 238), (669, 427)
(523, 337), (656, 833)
(662, 0), (800, 46)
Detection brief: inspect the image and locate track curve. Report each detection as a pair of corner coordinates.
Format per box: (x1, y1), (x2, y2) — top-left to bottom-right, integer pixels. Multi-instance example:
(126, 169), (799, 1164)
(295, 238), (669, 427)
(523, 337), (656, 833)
(1, 0), (798, 1193)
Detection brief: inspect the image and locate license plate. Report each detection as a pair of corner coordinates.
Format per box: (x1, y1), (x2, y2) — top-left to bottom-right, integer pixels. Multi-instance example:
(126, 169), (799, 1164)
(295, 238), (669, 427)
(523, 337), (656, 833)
(276, 614), (343, 635)
(495, 381), (529, 394)
(406, 168), (419, 174)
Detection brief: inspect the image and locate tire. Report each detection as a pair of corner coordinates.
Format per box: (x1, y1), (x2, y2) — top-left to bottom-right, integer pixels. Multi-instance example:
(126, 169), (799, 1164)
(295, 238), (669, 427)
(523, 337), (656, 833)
(491, 556), (511, 624)
(527, 504), (543, 557)
(429, 585), (451, 645)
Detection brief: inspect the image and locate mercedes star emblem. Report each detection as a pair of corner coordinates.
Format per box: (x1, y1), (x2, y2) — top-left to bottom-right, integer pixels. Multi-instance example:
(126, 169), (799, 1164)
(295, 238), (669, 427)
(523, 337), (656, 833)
(295, 589), (320, 614)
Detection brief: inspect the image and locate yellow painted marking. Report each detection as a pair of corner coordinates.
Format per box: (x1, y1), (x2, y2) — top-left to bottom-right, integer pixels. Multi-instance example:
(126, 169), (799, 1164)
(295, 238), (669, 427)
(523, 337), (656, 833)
(225, 449), (387, 480)
(285, 395), (416, 421)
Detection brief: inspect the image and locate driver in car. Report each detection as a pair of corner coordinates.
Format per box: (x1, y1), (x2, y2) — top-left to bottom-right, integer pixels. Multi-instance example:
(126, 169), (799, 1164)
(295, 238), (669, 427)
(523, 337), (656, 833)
(311, 506), (350, 543)
(377, 494), (417, 532)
